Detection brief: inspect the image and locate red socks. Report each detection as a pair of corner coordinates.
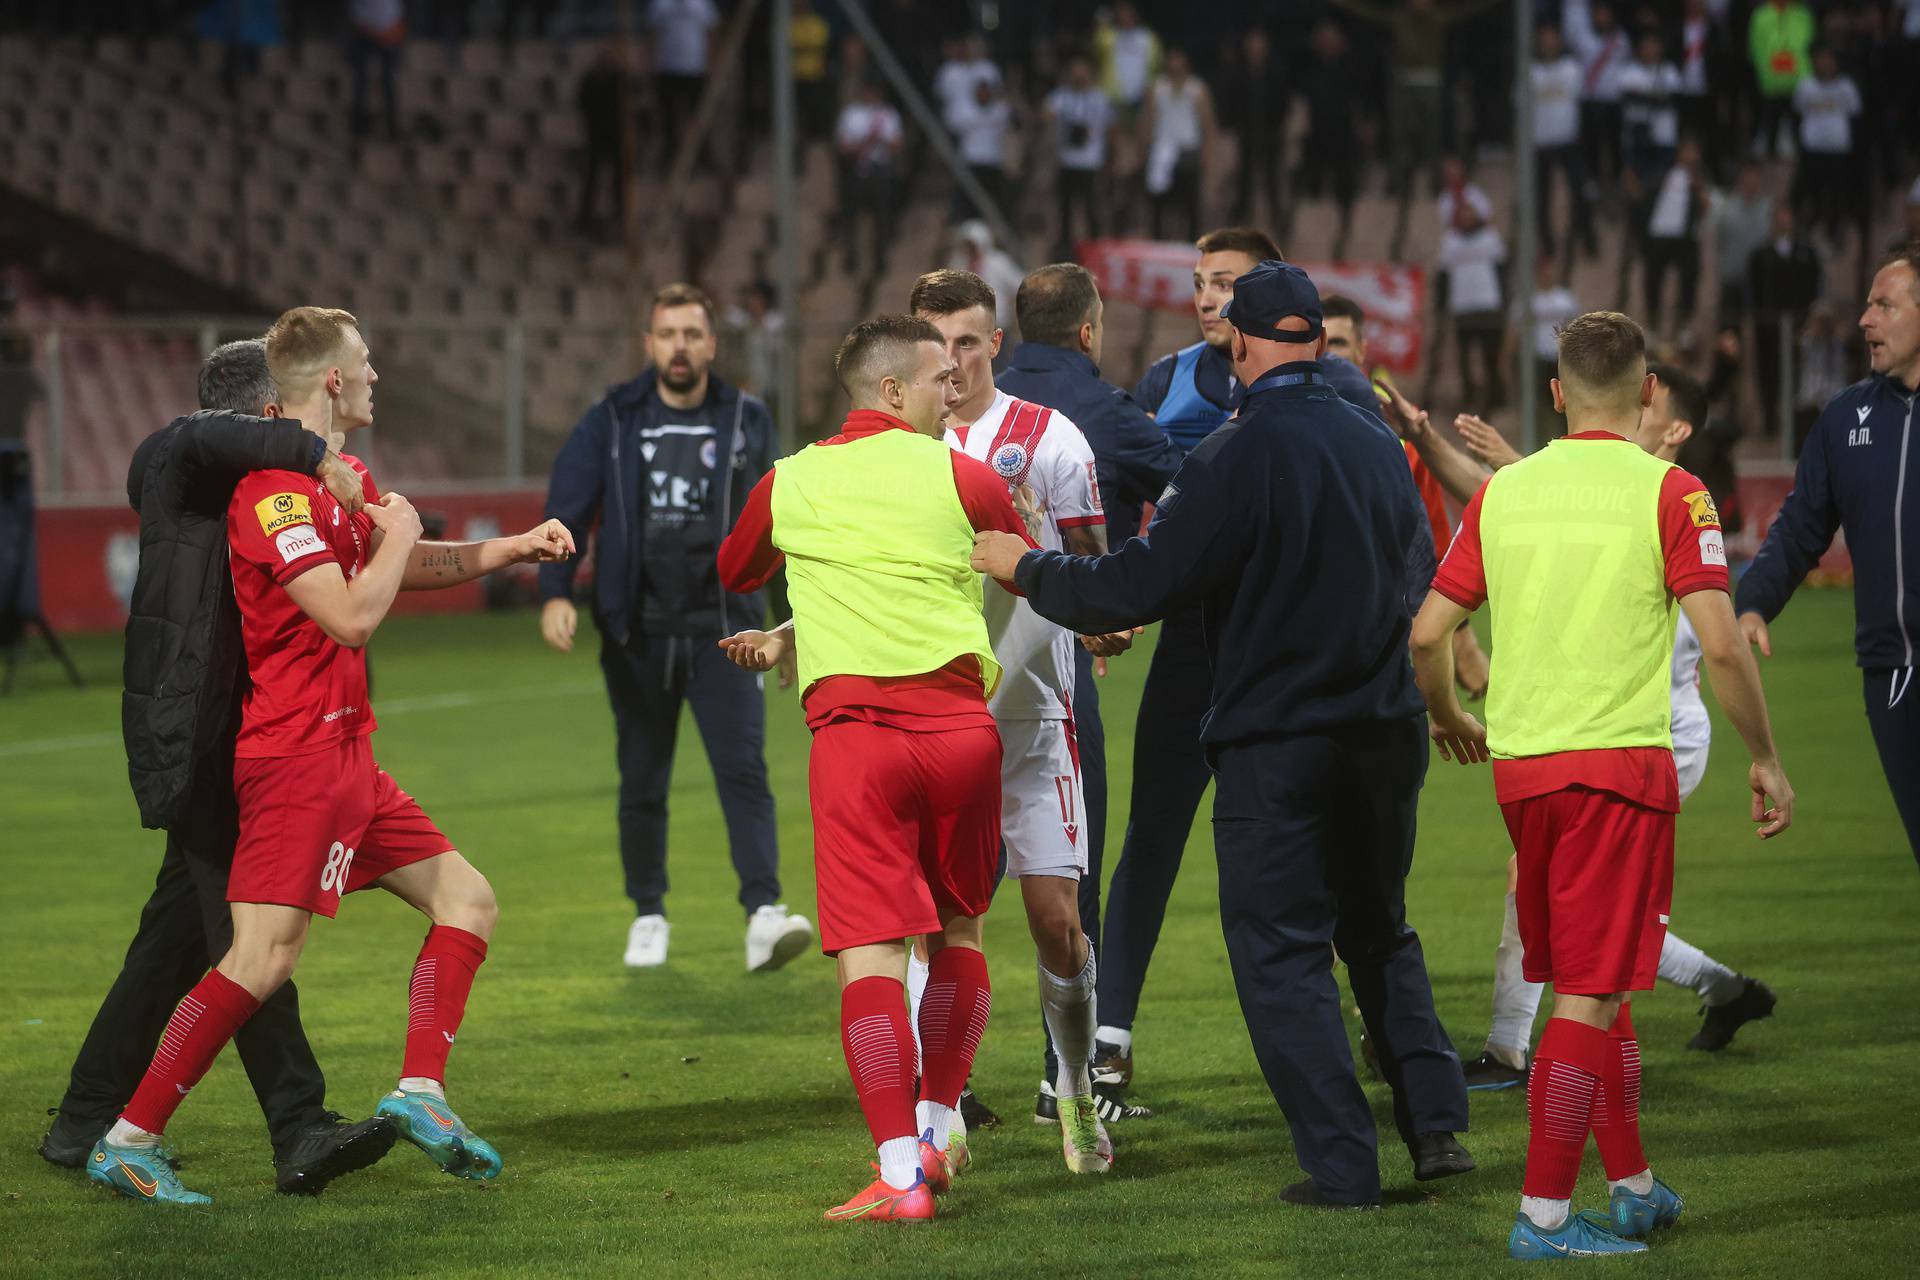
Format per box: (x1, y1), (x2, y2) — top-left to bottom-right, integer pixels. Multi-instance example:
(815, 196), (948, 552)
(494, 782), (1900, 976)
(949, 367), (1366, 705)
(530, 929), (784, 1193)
(1592, 1004), (1648, 1180)
(917, 945), (991, 1110)
(840, 976), (917, 1147)
(121, 970), (260, 1135)
(1521, 1016), (1612, 1199)
(401, 926), (489, 1084)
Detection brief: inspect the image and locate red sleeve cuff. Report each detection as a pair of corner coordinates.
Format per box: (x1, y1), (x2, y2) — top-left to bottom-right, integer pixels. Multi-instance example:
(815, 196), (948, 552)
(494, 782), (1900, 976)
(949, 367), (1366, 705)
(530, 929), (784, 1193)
(1670, 573), (1729, 600)
(271, 551), (334, 588)
(1056, 515), (1105, 530)
(1431, 578), (1485, 611)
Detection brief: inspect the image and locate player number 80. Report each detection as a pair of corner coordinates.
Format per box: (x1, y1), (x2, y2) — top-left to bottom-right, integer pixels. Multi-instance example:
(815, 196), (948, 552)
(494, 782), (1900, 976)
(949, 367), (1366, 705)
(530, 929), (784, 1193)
(320, 841), (357, 894)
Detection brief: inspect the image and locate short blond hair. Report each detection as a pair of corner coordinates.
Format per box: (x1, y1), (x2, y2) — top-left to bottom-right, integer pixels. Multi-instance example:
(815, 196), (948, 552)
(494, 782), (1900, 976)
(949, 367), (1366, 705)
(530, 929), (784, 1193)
(265, 306), (361, 395)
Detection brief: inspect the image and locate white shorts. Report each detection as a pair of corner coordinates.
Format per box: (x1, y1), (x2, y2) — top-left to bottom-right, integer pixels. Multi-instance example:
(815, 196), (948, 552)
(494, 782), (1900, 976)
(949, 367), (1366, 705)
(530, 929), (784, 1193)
(998, 716), (1087, 880)
(1676, 742), (1707, 803)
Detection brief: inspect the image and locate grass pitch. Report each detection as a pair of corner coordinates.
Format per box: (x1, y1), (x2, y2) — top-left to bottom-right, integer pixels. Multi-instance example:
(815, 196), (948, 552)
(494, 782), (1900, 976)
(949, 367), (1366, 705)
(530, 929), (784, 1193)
(2, 592), (1915, 1279)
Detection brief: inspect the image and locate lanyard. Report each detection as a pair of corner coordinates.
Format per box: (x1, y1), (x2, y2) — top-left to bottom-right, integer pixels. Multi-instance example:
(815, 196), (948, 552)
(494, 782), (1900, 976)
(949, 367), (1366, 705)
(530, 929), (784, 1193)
(1246, 369), (1325, 397)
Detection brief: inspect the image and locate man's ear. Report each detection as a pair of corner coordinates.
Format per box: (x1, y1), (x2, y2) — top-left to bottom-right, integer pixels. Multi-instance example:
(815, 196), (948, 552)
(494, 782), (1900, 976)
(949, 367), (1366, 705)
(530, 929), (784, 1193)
(261, 403), (282, 419)
(1640, 372), (1656, 407)
(1550, 377), (1567, 414)
(326, 367), (344, 398)
(1078, 320), (1094, 353)
(990, 328), (1004, 360)
(1668, 419), (1695, 452)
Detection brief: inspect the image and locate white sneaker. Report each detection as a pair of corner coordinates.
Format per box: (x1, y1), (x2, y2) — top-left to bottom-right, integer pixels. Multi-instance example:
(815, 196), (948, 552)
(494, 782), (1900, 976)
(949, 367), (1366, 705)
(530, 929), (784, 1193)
(624, 914), (669, 968)
(745, 903), (813, 972)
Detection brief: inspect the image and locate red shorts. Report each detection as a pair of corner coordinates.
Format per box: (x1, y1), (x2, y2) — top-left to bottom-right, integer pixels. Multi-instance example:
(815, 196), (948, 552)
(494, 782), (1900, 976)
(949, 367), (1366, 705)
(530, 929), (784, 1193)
(230, 735), (455, 918)
(1501, 785), (1674, 995)
(808, 719), (1002, 954)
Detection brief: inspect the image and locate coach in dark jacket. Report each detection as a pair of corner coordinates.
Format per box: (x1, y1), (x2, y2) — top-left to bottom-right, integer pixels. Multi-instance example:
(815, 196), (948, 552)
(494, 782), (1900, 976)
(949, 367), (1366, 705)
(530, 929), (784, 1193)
(1737, 244), (1920, 869)
(540, 283), (810, 971)
(42, 340), (393, 1193)
(974, 262), (1471, 1208)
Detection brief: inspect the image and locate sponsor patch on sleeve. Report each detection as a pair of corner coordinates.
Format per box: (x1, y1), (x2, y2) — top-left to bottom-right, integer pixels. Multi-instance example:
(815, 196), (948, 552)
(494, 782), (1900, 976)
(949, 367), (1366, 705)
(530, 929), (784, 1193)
(1682, 489), (1721, 529)
(274, 525), (328, 566)
(256, 491), (313, 536)
(1698, 528), (1726, 567)
(1087, 460), (1103, 513)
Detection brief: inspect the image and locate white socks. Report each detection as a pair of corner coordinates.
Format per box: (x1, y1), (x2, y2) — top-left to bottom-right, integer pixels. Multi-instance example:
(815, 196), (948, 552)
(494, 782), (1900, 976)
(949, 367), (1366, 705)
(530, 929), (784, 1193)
(1487, 892), (1545, 1068)
(1040, 945), (1098, 1098)
(906, 950), (930, 1077)
(877, 1135), (920, 1190)
(1521, 1195), (1571, 1231)
(914, 1100), (955, 1152)
(105, 1118), (159, 1149)
(1609, 1168), (1655, 1197)
(1657, 933), (1744, 1006)
(397, 1076), (445, 1100)
(1095, 1025), (1132, 1056)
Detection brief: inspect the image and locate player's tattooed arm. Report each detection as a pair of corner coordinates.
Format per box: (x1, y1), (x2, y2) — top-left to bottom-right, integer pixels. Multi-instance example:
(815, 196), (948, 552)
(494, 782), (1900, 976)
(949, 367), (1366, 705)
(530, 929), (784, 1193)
(400, 520), (576, 591)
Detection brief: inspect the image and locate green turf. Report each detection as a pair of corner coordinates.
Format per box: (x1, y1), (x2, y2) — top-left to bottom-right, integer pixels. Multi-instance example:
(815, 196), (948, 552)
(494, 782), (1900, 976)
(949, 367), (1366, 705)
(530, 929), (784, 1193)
(2, 593), (1915, 1279)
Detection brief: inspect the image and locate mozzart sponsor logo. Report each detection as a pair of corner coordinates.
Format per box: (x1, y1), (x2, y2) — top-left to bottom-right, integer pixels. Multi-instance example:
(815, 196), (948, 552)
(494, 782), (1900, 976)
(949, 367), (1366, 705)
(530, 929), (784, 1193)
(256, 491), (313, 536)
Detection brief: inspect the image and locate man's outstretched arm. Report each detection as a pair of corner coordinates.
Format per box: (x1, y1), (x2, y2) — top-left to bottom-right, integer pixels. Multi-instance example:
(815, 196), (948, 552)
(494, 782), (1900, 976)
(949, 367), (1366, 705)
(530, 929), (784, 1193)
(402, 521), (575, 591)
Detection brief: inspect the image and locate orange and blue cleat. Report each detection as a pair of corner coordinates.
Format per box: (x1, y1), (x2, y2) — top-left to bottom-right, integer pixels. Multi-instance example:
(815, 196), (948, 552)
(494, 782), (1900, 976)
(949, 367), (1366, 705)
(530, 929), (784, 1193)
(825, 1169), (936, 1223)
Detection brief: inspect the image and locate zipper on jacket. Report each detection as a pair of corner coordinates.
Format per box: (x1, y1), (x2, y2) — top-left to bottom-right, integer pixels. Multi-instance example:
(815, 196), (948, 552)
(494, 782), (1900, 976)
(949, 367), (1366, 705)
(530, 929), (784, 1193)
(715, 391), (746, 641)
(1895, 393), (1916, 668)
(607, 401), (634, 646)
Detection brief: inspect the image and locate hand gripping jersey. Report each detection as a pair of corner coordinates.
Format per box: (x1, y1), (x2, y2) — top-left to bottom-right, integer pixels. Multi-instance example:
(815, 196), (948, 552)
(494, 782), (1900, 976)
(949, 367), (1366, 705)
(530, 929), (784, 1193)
(948, 390), (1104, 721)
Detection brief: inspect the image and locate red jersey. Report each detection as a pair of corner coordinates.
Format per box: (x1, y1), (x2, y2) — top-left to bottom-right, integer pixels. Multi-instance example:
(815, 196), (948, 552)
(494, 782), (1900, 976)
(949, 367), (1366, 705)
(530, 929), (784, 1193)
(1404, 443), (1453, 557)
(226, 455), (380, 759)
(1431, 433), (1729, 810)
(716, 409), (1035, 731)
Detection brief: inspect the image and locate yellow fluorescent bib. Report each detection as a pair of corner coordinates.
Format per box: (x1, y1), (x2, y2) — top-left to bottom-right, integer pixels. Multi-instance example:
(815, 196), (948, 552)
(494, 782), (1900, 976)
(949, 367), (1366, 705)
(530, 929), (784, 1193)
(771, 429), (1000, 697)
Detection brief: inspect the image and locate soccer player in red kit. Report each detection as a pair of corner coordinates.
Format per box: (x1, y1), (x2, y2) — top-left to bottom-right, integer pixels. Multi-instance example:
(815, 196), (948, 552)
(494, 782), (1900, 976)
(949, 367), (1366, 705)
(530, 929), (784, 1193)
(1409, 312), (1792, 1258)
(88, 307), (574, 1205)
(716, 315), (1034, 1222)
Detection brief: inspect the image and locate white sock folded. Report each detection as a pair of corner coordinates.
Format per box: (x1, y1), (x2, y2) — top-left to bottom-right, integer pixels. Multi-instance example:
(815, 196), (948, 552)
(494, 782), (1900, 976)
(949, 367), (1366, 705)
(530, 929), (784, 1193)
(877, 1135), (920, 1190)
(1609, 1168), (1655, 1198)
(1521, 1195), (1570, 1231)
(397, 1075), (446, 1100)
(915, 1100), (955, 1152)
(1657, 932), (1744, 1006)
(105, 1118), (159, 1149)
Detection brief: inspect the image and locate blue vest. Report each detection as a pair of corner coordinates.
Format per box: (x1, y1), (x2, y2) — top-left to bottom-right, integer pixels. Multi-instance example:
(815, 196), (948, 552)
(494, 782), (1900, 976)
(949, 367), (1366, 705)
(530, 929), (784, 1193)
(1156, 342), (1233, 454)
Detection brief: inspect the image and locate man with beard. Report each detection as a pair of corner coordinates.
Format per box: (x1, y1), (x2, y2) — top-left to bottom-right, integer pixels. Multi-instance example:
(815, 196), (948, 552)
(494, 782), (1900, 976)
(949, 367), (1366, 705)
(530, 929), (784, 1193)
(541, 283), (813, 971)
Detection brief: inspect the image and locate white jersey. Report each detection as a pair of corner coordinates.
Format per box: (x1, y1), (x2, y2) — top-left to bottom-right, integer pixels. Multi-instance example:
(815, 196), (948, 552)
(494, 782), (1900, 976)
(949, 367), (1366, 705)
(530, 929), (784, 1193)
(1671, 610), (1710, 798)
(948, 390), (1103, 721)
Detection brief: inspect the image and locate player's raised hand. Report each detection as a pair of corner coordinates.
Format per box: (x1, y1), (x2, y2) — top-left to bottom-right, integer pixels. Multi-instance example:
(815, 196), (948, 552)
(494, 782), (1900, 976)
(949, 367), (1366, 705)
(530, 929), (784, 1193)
(513, 519), (576, 564)
(1749, 758), (1794, 838)
(367, 491), (423, 546)
(540, 598), (577, 653)
(1738, 611), (1773, 658)
(1430, 707), (1489, 765)
(970, 530), (1028, 580)
(1455, 414), (1523, 470)
(317, 452), (365, 514)
(717, 628), (786, 673)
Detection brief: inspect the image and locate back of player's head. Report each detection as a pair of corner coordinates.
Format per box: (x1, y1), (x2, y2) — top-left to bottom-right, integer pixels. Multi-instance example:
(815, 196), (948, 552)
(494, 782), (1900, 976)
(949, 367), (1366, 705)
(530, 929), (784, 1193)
(198, 339), (278, 416)
(910, 268), (996, 323)
(1649, 362), (1707, 430)
(1016, 263), (1100, 350)
(1556, 311), (1646, 410)
(265, 306), (360, 398)
(833, 314), (943, 399)
(1319, 293), (1365, 335)
(1195, 226), (1282, 262)
(650, 280), (717, 331)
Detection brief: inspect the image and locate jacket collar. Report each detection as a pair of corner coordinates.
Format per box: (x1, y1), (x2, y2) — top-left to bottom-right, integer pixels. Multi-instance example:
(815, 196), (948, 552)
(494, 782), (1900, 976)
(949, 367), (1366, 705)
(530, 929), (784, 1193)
(606, 367), (739, 413)
(1008, 341), (1100, 381)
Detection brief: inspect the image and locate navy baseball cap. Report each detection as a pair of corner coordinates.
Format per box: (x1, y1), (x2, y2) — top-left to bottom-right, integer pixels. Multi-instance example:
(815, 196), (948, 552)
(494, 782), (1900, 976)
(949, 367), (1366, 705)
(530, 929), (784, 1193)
(1219, 260), (1323, 344)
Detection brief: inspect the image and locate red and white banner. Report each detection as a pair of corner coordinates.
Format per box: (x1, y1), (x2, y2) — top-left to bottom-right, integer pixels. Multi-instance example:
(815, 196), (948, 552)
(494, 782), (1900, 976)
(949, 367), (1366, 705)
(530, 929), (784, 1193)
(1077, 239), (1428, 375)
(34, 490), (551, 633)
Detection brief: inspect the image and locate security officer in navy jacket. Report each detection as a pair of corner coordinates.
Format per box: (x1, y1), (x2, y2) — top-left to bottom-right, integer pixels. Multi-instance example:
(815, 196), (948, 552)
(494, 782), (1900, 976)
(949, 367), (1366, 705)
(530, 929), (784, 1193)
(994, 263), (1186, 1025)
(973, 262), (1471, 1208)
(1737, 243), (1920, 869)
(541, 284), (811, 971)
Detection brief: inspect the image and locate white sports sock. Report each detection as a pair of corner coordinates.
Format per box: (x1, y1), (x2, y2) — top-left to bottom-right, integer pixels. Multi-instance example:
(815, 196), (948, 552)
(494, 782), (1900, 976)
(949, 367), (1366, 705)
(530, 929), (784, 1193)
(1609, 1169), (1655, 1197)
(1040, 945), (1098, 1097)
(1487, 892), (1545, 1067)
(1521, 1195), (1571, 1231)
(1657, 933), (1744, 1006)
(914, 1100), (955, 1152)
(906, 951), (930, 1077)
(105, 1118), (160, 1149)
(1095, 1025), (1132, 1056)
(877, 1136), (920, 1190)
(397, 1075), (446, 1100)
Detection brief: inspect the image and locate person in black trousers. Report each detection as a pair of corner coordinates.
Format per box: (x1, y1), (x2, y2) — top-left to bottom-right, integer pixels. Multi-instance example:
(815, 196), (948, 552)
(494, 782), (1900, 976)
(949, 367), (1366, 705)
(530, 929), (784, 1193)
(974, 261), (1471, 1207)
(540, 283), (812, 973)
(40, 341), (394, 1195)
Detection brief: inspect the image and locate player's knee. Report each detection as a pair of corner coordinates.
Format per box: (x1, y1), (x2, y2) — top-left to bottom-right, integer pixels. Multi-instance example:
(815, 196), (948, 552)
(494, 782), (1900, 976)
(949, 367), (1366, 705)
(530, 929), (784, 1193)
(436, 862), (498, 939)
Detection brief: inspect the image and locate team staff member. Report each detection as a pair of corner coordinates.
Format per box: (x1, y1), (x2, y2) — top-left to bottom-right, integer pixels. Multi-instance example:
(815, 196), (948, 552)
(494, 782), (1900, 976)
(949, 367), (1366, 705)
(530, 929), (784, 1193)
(996, 262), (1184, 1114)
(716, 315), (1033, 1223)
(1410, 311), (1793, 1259)
(541, 282), (813, 970)
(42, 341), (392, 1196)
(975, 262), (1471, 1208)
(1737, 242), (1920, 869)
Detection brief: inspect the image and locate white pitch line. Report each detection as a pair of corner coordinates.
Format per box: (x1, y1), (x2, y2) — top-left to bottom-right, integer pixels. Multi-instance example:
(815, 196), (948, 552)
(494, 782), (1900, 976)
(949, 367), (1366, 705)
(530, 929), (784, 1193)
(0, 681), (603, 759)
